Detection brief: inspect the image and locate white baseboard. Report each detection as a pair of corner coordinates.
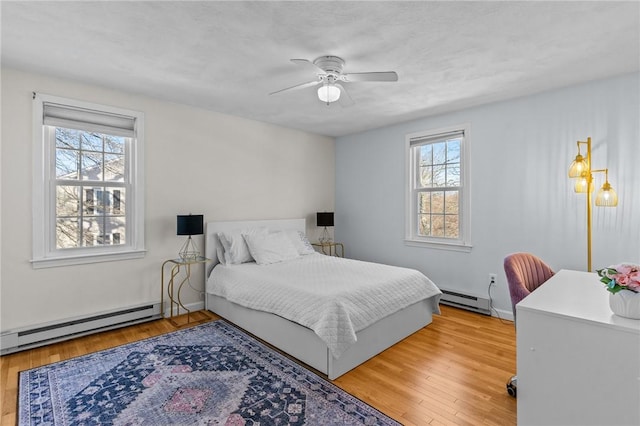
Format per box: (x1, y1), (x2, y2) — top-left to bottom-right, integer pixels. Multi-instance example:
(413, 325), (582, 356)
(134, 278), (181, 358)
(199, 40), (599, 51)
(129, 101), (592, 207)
(163, 301), (205, 319)
(1, 302), (162, 355)
(490, 308), (514, 322)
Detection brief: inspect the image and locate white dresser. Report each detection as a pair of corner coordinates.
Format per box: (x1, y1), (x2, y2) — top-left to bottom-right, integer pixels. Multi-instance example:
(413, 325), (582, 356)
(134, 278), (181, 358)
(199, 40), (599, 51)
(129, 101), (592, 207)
(517, 269), (640, 426)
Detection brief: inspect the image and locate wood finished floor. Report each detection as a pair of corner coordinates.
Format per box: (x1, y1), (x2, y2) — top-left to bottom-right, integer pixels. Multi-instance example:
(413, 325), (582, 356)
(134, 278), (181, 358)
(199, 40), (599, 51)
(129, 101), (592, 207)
(0, 306), (516, 425)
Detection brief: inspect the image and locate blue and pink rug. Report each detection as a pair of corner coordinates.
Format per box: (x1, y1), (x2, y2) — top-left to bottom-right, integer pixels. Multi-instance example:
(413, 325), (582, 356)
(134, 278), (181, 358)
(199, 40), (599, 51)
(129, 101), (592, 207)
(19, 320), (399, 425)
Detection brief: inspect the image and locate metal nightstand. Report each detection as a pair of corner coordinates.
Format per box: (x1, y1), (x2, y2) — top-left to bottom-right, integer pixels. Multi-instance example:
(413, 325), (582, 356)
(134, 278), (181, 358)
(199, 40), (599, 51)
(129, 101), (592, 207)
(312, 242), (344, 257)
(161, 256), (210, 325)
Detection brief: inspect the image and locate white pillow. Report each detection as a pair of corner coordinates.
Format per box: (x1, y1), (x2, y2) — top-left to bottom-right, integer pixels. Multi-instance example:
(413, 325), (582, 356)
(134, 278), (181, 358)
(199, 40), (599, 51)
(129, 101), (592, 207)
(216, 247), (228, 265)
(218, 228), (267, 264)
(243, 231), (300, 265)
(282, 229), (316, 255)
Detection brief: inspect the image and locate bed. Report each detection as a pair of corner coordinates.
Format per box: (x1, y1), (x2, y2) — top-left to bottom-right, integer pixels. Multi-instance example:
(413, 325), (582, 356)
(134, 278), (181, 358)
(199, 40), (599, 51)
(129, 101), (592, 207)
(204, 218), (442, 380)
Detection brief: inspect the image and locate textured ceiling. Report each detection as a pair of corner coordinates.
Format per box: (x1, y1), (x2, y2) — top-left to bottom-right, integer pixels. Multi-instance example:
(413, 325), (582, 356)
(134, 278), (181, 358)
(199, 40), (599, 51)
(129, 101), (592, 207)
(2, 1), (639, 137)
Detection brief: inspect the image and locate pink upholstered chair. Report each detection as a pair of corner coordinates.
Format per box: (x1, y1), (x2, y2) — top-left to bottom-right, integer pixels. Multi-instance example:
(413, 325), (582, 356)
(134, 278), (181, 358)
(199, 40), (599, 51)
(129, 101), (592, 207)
(504, 252), (555, 321)
(503, 252), (554, 397)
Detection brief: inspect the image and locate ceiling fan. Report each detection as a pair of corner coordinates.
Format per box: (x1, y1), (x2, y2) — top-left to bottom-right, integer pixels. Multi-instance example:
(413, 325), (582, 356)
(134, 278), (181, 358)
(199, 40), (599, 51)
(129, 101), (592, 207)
(269, 56), (398, 105)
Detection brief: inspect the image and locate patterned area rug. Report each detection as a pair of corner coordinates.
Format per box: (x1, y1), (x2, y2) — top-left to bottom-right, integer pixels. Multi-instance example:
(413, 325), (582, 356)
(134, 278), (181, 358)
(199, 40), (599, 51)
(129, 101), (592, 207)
(19, 320), (400, 425)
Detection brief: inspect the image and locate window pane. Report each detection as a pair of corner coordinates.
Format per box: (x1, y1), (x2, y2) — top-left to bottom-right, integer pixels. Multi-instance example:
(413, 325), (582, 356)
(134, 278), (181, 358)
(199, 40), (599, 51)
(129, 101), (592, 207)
(82, 217), (102, 247)
(83, 187), (98, 215)
(106, 187), (125, 215)
(418, 214), (431, 236)
(419, 144), (432, 165)
(104, 154), (125, 182)
(446, 139), (461, 164)
(106, 216), (126, 245)
(56, 149), (78, 179)
(81, 132), (103, 152)
(431, 215), (445, 237)
(419, 165), (432, 187)
(55, 128), (80, 149)
(432, 143), (446, 165)
(78, 216), (125, 247)
(431, 191), (444, 214)
(418, 192), (431, 214)
(432, 165), (446, 187)
(56, 218), (79, 249)
(444, 191), (459, 214)
(445, 215), (459, 238)
(446, 165), (460, 186)
(81, 153), (103, 180)
(56, 186), (80, 216)
(104, 135), (125, 154)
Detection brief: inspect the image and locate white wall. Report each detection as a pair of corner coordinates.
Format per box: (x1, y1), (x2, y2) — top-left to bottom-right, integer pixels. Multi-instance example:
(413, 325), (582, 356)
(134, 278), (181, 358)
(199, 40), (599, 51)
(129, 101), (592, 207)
(336, 72), (640, 318)
(0, 68), (335, 331)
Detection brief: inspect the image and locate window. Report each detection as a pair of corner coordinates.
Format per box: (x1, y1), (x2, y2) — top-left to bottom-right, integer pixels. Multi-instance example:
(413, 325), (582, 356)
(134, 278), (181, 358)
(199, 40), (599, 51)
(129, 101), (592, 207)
(32, 93), (145, 268)
(406, 125), (471, 251)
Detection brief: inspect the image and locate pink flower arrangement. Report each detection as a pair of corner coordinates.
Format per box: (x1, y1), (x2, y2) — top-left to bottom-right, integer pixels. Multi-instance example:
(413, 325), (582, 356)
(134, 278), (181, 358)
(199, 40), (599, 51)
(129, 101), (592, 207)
(596, 263), (640, 294)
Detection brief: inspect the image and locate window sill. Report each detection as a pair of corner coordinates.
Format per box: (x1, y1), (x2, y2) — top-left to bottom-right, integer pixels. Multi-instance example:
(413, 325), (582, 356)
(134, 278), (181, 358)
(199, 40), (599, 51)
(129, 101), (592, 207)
(31, 249), (146, 269)
(404, 239), (472, 253)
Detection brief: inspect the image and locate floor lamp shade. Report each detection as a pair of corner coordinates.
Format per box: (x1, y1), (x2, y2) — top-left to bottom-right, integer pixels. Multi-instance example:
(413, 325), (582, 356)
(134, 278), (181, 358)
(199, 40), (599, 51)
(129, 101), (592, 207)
(177, 214), (204, 236)
(316, 212), (334, 227)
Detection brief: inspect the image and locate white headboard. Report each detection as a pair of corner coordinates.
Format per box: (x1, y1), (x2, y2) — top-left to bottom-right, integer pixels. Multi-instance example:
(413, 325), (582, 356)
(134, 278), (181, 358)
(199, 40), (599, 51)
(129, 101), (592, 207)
(205, 218), (306, 276)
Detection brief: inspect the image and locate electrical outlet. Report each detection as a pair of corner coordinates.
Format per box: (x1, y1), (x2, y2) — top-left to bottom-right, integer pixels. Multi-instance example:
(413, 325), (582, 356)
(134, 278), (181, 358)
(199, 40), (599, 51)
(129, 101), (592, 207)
(489, 273), (497, 286)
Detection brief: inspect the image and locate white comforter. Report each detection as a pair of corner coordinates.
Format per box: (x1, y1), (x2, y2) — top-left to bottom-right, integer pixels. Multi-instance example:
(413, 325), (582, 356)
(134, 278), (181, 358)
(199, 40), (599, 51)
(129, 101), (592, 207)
(207, 253), (441, 358)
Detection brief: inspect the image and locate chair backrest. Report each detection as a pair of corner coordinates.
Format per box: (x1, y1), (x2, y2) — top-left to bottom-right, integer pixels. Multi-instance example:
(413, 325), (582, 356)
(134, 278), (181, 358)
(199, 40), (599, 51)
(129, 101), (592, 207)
(504, 252), (555, 321)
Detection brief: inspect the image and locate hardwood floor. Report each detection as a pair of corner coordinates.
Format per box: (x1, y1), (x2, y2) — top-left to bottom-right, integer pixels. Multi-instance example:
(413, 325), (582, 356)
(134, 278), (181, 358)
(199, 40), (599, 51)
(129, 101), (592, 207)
(334, 306), (517, 425)
(0, 306), (516, 425)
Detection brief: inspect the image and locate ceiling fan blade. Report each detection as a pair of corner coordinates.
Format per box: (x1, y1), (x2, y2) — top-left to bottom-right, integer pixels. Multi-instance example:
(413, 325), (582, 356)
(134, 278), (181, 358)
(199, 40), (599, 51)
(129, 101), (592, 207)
(269, 79), (321, 95)
(290, 58), (327, 75)
(342, 71), (398, 82)
(336, 83), (354, 107)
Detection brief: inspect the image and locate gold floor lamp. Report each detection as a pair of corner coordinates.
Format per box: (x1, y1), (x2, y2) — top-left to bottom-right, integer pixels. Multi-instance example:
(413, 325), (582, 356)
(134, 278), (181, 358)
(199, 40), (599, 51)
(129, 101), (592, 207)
(568, 137), (618, 272)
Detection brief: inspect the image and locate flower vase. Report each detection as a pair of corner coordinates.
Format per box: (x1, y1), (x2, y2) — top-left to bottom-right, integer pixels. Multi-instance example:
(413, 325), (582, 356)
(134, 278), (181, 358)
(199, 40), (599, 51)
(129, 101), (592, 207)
(609, 289), (640, 319)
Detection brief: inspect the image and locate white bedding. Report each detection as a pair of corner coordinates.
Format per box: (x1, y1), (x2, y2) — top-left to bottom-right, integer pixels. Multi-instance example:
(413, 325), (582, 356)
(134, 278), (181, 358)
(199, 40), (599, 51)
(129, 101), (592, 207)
(206, 253), (442, 358)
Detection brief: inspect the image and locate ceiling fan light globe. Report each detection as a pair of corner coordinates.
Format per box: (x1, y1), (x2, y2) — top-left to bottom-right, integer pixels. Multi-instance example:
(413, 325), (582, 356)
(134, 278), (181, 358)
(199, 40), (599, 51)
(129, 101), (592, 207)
(318, 85), (341, 103)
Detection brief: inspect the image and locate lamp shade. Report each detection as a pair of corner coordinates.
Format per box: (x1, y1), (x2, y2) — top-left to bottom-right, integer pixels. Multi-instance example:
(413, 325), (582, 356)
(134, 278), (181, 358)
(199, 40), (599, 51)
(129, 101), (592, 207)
(568, 154), (588, 178)
(177, 214), (204, 236)
(317, 85), (341, 103)
(317, 212), (334, 227)
(574, 175), (592, 193)
(595, 182), (618, 207)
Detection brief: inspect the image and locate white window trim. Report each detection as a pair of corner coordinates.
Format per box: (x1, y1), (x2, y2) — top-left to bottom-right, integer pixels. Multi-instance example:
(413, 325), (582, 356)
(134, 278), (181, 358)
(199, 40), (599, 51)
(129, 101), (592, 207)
(405, 123), (472, 252)
(31, 93), (146, 268)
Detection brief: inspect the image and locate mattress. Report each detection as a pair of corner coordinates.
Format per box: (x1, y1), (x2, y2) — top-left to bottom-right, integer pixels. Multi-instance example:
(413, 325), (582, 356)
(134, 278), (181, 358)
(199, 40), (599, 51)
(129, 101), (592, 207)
(206, 253), (441, 357)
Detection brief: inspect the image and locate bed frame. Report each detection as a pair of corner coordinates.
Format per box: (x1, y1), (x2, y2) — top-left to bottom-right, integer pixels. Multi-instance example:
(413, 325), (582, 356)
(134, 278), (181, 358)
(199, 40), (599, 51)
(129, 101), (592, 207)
(204, 218), (437, 380)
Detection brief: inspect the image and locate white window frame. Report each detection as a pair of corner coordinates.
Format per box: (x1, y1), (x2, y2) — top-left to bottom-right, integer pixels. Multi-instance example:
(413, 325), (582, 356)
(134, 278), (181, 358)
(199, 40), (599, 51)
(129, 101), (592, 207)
(32, 93), (145, 268)
(405, 123), (472, 252)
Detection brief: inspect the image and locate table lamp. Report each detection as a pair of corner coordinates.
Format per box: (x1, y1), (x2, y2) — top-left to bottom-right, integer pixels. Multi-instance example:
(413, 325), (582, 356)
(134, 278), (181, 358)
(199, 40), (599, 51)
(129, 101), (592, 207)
(177, 214), (204, 260)
(317, 212), (334, 243)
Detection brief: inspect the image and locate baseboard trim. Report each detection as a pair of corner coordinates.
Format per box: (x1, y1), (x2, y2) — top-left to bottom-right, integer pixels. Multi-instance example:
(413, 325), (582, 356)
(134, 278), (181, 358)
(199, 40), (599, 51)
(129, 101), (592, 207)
(163, 301), (205, 318)
(1, 302), (161, 355)
(490, 308), (514, 322)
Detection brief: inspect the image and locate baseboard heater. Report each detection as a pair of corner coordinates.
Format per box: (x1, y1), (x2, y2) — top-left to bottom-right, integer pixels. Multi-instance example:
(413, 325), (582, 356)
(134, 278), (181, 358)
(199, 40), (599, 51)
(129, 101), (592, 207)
(0, 302), (162, 355)
(439, 289), (491, 315)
